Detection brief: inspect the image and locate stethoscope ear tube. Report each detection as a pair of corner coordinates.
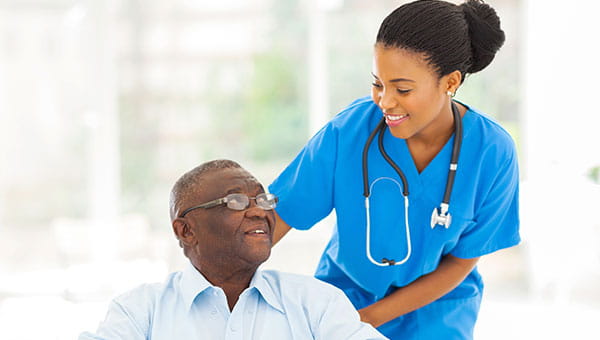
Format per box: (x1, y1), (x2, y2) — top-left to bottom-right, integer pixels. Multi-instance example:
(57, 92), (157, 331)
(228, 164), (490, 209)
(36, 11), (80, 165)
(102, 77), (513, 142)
(441, 102), (463, 205)
(362, 118), (388, 197)
(431, 101), (463, 229)
(377, 120), (409, 197)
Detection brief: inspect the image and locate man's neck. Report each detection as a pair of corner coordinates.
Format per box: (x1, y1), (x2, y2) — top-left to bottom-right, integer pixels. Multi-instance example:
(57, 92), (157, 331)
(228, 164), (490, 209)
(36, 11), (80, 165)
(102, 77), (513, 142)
(193, 262), (259, 311)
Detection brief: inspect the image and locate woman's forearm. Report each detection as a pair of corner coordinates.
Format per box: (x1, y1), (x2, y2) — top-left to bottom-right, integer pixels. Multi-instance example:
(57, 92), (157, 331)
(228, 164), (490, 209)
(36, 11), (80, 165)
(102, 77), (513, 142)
(359, 254), (479, 327)
(272, 211), (292, 245)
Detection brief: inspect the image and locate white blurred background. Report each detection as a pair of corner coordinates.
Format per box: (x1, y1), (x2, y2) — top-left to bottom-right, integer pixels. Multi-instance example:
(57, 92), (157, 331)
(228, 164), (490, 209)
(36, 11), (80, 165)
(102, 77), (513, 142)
(1, 0), (599, 339)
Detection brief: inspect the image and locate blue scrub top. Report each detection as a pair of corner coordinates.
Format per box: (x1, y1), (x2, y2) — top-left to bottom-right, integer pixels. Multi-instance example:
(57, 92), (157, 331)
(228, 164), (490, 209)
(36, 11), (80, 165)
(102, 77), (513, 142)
(269, 96), (520, 340)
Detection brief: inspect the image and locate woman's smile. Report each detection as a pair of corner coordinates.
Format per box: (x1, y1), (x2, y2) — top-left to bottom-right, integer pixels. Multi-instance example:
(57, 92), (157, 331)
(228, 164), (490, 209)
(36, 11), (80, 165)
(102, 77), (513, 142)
(384, 113), (410, 127)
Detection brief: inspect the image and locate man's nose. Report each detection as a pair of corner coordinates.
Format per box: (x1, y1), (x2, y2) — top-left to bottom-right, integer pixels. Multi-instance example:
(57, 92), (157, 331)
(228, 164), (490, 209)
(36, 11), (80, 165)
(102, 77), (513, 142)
(244, 199), (268, 218)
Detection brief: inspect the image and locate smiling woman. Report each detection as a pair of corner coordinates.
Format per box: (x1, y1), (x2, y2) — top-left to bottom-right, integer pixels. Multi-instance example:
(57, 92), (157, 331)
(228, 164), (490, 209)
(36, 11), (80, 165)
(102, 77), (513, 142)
(268, 1), (518, 339)
(370, 47), (463, 170)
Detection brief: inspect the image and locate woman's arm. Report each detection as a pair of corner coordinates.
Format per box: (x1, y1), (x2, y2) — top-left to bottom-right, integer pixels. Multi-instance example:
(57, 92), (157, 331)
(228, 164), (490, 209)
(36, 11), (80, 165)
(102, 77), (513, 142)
(358, 254), (479, 327)
(272, 211), (292, 245)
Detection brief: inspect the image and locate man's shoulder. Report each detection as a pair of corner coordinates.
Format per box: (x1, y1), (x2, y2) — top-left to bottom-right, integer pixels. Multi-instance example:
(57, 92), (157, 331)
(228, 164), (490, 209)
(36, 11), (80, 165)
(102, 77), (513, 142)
(112, 271), (181, 307)
(258, 270), (340, 295)
(255, 270), (348, 315)
(255, 270), (388, 339)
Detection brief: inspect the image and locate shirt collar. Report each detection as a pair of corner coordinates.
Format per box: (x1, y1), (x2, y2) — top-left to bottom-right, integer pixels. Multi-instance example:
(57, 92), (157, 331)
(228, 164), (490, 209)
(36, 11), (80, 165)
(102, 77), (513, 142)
(180, 263), (285, 314)
(250, 270), (285, 314)
(180, 261), (213, 311)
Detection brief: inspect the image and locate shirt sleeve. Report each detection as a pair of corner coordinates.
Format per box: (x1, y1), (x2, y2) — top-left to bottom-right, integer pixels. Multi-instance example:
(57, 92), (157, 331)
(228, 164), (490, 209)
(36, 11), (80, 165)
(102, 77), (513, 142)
(313, 285), (389, 340)
(78, 299), (148, 340)
(450, 142), (521, 259)
(268, 122), (338, 230)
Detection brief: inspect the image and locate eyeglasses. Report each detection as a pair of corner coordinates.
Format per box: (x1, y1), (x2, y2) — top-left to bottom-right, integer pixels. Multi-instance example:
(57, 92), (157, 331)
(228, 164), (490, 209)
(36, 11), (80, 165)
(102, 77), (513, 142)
(179, 193), (278, 217)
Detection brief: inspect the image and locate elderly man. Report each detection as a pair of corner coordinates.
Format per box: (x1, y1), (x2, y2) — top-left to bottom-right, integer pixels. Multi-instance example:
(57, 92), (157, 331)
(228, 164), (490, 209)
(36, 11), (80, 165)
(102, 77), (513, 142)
(80, 159), (387, 340)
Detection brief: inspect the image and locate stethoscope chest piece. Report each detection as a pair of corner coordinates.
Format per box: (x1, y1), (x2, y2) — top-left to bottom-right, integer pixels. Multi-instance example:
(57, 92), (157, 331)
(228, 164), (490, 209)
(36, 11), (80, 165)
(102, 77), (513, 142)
(430, 205), (452, 229)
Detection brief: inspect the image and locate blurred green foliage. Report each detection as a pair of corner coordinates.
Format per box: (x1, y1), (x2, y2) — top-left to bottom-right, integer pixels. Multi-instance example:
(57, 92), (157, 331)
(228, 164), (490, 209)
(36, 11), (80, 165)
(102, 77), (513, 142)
(242, 52), (307, 161)
(120, 94), (159, 213)
(589, 166), (600, 184)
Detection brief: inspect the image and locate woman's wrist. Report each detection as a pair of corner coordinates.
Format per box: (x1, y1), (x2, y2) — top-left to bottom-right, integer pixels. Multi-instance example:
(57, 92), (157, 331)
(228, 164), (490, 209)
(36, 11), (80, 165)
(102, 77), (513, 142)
(358, 305), (384, 328)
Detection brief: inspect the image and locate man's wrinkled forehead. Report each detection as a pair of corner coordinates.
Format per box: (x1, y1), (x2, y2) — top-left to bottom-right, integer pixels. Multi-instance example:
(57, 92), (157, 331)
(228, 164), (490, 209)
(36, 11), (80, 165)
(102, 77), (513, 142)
(199, 167), (263, 195)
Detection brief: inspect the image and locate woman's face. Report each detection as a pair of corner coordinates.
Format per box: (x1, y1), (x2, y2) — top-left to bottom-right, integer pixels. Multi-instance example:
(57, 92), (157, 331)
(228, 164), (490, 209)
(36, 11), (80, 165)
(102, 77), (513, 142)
(370, 45), (452, 140)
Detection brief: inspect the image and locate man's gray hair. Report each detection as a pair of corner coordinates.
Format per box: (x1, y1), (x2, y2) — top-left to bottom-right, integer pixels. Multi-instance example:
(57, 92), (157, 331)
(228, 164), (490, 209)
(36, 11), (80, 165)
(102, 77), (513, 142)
(169, 159), (242, 220)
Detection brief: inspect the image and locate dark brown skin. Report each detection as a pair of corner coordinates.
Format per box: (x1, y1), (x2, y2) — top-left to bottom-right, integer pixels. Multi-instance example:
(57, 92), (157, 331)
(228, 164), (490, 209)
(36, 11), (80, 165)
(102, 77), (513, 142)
(172, 168), (275, 310)
(273, 46), (478, 328)
(371, 45), (468, 173)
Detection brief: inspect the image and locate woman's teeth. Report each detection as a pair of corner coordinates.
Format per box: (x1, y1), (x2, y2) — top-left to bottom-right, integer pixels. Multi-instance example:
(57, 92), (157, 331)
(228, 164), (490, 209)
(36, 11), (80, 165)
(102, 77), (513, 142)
(386, 114), (407, 121)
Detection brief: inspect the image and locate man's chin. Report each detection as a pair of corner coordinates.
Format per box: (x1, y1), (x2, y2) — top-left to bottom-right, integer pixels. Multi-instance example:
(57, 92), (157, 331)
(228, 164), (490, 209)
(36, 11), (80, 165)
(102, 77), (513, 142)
(245, 248), (271, 267)
(242, 236), (272, 257)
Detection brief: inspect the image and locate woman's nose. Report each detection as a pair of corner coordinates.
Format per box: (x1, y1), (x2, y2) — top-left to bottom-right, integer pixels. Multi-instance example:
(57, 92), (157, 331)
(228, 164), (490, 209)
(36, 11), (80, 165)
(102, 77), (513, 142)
(378, 88), (397, 111)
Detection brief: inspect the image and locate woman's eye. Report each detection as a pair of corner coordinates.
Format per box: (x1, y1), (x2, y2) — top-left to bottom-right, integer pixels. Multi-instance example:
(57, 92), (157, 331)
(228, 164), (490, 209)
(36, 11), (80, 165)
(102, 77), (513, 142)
(397, 89), (411, 94)
(371, 82), (382, 88)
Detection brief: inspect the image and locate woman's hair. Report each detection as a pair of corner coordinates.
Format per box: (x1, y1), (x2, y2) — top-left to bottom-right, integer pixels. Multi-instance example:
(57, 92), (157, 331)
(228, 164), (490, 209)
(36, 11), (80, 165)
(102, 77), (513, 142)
(376, 0), (505, 82)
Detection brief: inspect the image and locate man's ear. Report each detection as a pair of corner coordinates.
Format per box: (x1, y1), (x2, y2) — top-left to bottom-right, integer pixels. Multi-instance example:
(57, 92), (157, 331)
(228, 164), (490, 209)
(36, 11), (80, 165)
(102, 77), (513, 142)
(172, 218), (195, 247)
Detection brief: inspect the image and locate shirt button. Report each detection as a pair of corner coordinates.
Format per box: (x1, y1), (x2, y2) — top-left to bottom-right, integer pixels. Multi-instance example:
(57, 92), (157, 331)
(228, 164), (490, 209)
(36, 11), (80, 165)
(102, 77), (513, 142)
(211, 310), (217, 315)
(230, 324), (238, 332)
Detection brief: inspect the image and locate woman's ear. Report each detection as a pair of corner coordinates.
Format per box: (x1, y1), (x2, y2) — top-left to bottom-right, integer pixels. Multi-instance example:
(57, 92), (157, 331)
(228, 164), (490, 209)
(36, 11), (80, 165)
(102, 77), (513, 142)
(444, 70), (462, 94)
(172, 218), (195, 247)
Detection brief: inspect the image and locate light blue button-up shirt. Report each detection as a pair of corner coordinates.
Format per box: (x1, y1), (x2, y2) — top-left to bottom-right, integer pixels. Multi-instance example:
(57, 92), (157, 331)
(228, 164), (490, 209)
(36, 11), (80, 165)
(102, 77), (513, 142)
(79, 262), (387, 340)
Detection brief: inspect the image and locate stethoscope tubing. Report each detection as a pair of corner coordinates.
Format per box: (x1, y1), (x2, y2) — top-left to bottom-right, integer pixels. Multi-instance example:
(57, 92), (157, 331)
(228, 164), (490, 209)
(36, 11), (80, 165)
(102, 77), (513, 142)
(442, 102), (463, 205)
(365, 180), (411, 267)
(362, 101), (463, 266)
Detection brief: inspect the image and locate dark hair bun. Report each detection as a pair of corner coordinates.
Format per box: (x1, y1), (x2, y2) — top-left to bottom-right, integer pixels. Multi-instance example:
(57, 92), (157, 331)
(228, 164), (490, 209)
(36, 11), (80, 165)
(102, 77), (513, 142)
(460, 0), (505, 73)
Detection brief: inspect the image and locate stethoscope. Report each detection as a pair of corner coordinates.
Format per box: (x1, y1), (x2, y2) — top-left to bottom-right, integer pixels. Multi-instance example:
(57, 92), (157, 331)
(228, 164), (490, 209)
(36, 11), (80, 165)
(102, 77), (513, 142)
(361, 101), (463, 266)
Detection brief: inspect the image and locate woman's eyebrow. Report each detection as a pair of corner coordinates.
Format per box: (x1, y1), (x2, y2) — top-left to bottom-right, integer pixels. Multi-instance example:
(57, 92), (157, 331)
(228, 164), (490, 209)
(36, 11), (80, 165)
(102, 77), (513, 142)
(371, 72), (415, 83)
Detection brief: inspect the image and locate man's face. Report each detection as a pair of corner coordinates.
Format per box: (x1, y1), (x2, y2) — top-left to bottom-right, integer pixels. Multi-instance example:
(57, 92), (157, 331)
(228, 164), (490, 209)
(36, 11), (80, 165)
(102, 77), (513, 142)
(183, 168), (275, 270)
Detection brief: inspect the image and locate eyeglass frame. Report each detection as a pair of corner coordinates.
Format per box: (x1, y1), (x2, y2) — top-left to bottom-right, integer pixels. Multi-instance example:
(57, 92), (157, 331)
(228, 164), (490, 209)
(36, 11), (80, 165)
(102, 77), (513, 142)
(178, 193), (278, 218)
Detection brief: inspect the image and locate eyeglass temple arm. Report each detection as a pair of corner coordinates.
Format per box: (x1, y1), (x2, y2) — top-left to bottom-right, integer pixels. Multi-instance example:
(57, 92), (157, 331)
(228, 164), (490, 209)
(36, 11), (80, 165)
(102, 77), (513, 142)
(179, 198), (227, 217)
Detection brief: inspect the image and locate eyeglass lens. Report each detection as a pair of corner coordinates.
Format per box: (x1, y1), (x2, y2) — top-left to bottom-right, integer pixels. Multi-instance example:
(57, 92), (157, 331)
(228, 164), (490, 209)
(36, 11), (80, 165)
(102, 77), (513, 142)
(226, 193), (277, 210)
